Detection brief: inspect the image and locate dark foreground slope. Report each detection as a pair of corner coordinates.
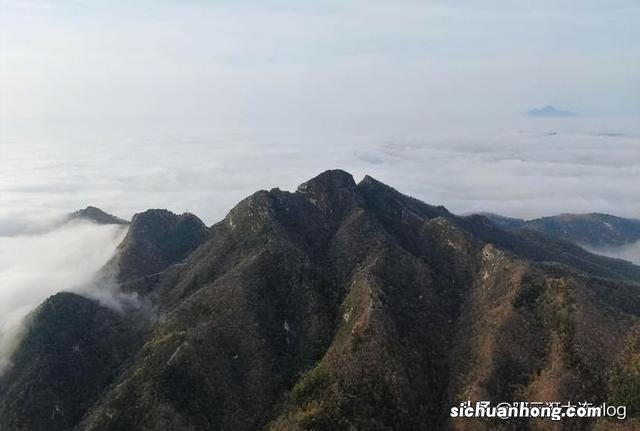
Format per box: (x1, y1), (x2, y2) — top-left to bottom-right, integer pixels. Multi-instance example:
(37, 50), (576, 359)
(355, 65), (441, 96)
(0, 294), (141, 430)
(3, 170), (640, 431)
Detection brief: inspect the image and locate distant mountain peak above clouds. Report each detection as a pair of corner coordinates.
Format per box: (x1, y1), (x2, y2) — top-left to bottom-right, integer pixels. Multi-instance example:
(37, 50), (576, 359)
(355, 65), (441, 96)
(68, 206), (128, 225)
(527, 105), (576, 117)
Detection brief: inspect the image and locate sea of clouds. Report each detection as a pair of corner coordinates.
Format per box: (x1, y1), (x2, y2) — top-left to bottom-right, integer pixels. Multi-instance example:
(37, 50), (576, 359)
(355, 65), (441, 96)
(1, 116), (639, 229)
(0, 116), (638, 372)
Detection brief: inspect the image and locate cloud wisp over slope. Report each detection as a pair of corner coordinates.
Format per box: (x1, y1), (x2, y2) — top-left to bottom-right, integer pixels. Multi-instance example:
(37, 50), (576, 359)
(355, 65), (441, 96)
(586, 241), (640, 266)
(0, 220), (128, 374)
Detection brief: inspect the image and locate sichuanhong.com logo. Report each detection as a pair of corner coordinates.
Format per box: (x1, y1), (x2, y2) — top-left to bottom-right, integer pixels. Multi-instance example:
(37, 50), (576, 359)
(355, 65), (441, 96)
(450, 401), (627, 421)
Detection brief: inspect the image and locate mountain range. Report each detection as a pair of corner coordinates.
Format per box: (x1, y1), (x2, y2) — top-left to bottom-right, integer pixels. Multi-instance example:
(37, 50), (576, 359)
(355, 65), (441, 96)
(1, 170), (640, 430)
(477, 212), (640, 248)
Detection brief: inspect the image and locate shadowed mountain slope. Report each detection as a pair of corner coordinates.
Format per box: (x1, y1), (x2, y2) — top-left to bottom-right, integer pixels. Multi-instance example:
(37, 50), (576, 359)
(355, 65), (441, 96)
(102, 209), (209, 294)
(0, 293), (142, 431)
(2, 170), (640, 431)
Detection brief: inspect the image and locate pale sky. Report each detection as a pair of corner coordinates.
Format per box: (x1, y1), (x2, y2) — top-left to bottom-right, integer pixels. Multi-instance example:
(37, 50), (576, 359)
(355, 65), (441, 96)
(0, 0), (639, 228)
(2, 0), (639, 126)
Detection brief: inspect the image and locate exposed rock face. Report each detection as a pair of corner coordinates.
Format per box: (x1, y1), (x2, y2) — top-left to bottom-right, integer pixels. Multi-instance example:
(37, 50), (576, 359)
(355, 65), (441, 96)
(2, 170), (640, 430)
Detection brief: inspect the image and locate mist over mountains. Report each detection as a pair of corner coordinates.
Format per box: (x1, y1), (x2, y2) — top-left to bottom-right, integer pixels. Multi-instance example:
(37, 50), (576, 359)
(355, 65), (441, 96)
(0, 218), (128, 375)
(586, 241), (640, 266)
(2, 1), (638, 428)
(2, 170), (640, 430)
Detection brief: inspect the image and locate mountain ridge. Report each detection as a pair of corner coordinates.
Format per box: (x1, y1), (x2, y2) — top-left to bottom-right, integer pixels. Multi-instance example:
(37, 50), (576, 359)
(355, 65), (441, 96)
(2, 170), (640, 430)
(478, 212), (640, 248)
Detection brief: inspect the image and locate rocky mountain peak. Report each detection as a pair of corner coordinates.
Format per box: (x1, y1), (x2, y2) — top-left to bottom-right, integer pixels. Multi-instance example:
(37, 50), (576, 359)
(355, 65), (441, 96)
(69, 206), (128, 225)
(296, 169), (360, 217)
(110, 209), (208, 286)
(127, 209), (204, 241)
(297, 169), (356, 194)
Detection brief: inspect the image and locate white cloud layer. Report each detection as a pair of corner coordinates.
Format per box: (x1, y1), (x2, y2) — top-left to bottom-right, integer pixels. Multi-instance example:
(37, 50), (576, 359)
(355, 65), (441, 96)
(0, 117), (639, 230)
